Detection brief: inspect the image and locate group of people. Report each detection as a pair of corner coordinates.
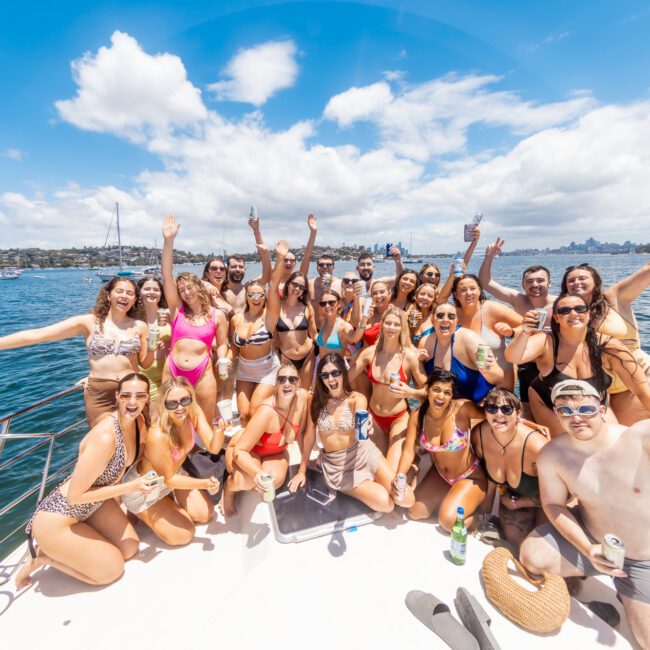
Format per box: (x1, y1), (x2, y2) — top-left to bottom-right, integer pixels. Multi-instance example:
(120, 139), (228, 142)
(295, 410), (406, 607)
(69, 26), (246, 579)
(2, 213), (649, 648)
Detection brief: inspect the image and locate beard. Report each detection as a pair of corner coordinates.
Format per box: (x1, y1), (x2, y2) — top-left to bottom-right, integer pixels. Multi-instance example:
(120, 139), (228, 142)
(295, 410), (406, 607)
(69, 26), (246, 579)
(358, 268), (373, 281)
(229, 270), (245, 283)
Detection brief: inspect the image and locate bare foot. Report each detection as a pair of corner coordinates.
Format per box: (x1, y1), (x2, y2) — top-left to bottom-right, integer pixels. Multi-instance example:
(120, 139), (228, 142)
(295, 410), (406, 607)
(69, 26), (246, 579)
(219, 486), (237, 518)
(15, 555), (42, 590)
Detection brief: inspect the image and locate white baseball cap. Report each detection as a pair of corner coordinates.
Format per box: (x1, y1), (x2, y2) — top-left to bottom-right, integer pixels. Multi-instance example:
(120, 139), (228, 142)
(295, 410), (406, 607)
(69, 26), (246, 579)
(551, 379), (602, 404)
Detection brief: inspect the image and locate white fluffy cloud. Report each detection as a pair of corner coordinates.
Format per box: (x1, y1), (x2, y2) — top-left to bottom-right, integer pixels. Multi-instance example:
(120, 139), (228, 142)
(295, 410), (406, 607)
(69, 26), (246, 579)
(208, 40), (299, 105)
(4, 33), (650, 254)
(2, 148), (24, 161)
(54, 31), (207, 141)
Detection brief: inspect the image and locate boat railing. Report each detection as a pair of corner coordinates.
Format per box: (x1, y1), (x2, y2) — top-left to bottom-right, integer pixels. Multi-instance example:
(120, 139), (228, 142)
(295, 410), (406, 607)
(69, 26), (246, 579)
(0, 384), (86, 584)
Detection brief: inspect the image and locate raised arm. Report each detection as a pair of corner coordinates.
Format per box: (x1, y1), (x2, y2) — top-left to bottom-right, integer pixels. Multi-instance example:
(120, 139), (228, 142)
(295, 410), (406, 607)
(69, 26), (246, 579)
(161, 214), (182, 314)
(437, 263), (457, 303)
(266, 240), (288, 328)
(249, 213), (272, 285)
(462, 226), (481, 267)
(478, 238), (520, 304)
(298, 213), (318, 277)
(606, 260), (650, 306)
(0, 314), (90, 351)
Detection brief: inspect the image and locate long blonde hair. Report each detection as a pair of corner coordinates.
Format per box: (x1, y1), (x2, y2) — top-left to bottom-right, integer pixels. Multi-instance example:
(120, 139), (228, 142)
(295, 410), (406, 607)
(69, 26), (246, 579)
(376, 305), (409, 352)
(176, 272), (211, 320)
(156, 377), (199, 450)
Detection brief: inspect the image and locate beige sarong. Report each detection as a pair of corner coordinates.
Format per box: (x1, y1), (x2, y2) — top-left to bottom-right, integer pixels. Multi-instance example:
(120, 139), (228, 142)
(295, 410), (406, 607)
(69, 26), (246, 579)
(319, 439), (381, 492)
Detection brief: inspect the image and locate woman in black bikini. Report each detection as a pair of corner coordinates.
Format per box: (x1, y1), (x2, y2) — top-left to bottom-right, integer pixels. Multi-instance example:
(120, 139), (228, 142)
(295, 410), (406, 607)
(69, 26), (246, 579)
(471, 387), (549, 549)
(505, 293), (650, 436)
(272, 242), (317, 385)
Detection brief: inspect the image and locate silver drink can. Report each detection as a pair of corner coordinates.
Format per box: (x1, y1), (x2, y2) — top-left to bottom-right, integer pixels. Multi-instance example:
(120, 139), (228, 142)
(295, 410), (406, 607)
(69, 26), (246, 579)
(250, 205), (257, 219)
(156, 308), (166, 326)
(395, 472), (407, 501)
(476, 343), (491, 369)
(322, 273), (332, 289)
(147, 325), (160, 351)
(355, 410), (369, 441)
(534, 308), (547, 331)
(261, 474), (276, 503)
(408, 310), (419, 327)
(389, 371), (401, 387)
(602, 534), (625, 570)
(453, 257), (464, 276)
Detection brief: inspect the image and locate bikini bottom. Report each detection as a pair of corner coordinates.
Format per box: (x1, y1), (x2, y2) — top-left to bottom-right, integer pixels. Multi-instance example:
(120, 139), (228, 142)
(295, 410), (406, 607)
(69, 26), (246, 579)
(280, 345), (314, 371)
(369, 405), (408, 432)
(168, 353), (211, 386)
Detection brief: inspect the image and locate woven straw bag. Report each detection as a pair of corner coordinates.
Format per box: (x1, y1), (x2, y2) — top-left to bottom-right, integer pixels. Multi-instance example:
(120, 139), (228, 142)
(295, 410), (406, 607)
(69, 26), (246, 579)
(481, 547), (570, 633)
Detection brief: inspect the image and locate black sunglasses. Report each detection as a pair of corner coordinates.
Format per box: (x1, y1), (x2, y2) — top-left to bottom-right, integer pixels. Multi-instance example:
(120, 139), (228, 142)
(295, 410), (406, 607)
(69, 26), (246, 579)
(319, 369), (342, 380)
(289, 281), (306, 291)
(318, 262), (333, 268)
(277, 375), (299, 385)
(556, 304), (589, 315)
(484, 404), (515, 416)
(164, 395), (193, 410)
(342, 278), (358, 285)
(435, 311), (457, 319)
(424, 271), (441, 278)
(319, 299), (338, 307)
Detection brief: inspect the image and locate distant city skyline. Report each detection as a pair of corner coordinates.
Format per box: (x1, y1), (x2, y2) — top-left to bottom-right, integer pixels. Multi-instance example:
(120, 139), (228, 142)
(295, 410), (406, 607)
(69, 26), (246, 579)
(2, 2), (650, 253)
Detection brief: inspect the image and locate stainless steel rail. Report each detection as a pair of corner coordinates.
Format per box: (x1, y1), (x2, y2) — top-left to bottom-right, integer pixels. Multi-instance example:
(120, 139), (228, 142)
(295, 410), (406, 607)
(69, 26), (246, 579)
(0, 384), (85, 584)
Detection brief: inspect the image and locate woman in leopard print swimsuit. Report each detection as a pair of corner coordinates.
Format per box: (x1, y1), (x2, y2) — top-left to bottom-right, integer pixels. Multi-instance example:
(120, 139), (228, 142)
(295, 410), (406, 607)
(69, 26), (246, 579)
(16, 373), (154, 589)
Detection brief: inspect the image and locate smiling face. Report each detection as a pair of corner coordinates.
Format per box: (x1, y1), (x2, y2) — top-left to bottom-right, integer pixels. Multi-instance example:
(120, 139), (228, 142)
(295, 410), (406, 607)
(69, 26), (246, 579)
(398, 272), (418, 295)
(275, 366), (300, 399)
(206, 259), (227, 285)
(420, 264), (441, 286)
(140, 279), (162, 306)
(428, 381), (453, 412)
(484, 396), (519, 434)
(110, 280), (138, 313)
(433, 303), (457, 336)
(553, 295), (589, 331)
(246, 282), (266, 310)
(116, 377), (149, 419)
(283, 252), (297, 272)
(163, 385), (193, 424)
(177, 278), (199, 307)
(370, 281), (389, 306)
(415, 284), (437, 310)
(522, 269), (550, 299)
(454, 277), (481, 308)
(564, 268), (595, 299)
(356, 256), (375, 281)
(319, 291), (340, 318)
(228, 258), (246, 283)
(287, 275), (307, 300)
(317, 257), (334, 277)
(381, 312), (402, 340)
(319, 361), (344, 397)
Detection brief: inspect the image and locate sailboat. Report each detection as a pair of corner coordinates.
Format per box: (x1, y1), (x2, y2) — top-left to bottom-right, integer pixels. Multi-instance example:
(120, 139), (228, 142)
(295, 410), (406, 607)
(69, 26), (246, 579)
(95, 203), (160, 282)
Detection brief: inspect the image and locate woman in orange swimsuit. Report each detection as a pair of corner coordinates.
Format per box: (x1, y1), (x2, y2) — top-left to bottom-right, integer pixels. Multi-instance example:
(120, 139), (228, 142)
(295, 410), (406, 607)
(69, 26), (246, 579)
(223, 363), (309, 516)
(396, 369), (487, 529)
(348, 306), (427, 471)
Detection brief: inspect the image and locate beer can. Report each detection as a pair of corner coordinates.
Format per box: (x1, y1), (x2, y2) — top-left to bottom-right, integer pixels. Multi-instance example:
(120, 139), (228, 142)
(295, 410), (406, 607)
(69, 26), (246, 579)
(389, 371), (401, 387)
(261, 474), (276, 503)
(250, 205), (257, 219)
(355, 410), (369, 441)
(322, 273), (332, 289)
(602, 534), (625, 570)
(386, 243), (393, 257)
(476, 343), (491, 369)
(156, 308), (166, 326)
(453, 257), (464, 276)
(217, 358), (229, 380)
(147, 326), (160, 351)
(395, 472), (407, 501)
(534, 308), (547, 331)
(362, 297), (372, 318)
(408, 310), (419, 327)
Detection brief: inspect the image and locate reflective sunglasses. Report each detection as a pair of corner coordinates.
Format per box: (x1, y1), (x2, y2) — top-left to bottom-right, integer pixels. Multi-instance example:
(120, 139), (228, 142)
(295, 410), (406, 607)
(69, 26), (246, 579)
(247, 292), (265, 299)
(277, 375), (299, 385)
(289, 281), (306, 292)
(554, 404), (600, 417)
(435, 311), (457, 319)
(556, 304), (588, 316)
(118, 392), (149, 401)
(319, 299), (338, 307)
(484, 404), (515, 416)
(317, 262), (333, 268)
(319, 369), (343, 380)
(164, 395), (193, 410)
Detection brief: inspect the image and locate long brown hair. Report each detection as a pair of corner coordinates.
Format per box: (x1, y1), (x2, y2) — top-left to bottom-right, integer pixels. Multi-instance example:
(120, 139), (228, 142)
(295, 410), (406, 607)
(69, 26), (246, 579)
(560, 264), (610, 329)
(310, 353), (353, 423)
(156, 378), (199, 451)
(92, 276), (141, 327)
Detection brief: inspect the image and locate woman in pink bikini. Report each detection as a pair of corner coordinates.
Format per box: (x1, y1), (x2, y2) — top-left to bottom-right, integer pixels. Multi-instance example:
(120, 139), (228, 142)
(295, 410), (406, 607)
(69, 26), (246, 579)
(396, 369), (487, 530)
(121, 378), (224, 544)
(348, 306), (427, 471)
(161, 215), (229, 422)
(222, 363), (309, 516)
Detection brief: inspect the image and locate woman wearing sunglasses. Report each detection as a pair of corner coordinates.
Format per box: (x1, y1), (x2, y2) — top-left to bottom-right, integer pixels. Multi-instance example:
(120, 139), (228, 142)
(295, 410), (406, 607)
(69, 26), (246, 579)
(505, 293), (650, 436)
(16, 373), (150, 589)
(121, 378), (223, 543)
(390, 270), (419, 311)
(223, 363), (308, 516)
(289, 354), (394, 513)
(202, 257), (234, 319)
(452, 273), (522, 390)
(396, 369), (486, 528)
(472, 387), (549, 549)
(348, 307), (427, 470)
(421, 303), (504, 401)
(276, 213), (318, 295)
(419, 263), (442, 287)
(316, 289), (368, 359)
(561, 262), (650, 424)
(162, 216), (229, 424)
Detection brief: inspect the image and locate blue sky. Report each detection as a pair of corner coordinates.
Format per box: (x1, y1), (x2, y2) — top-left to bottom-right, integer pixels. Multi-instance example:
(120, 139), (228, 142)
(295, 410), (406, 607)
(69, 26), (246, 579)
(2, 0), (650, 253)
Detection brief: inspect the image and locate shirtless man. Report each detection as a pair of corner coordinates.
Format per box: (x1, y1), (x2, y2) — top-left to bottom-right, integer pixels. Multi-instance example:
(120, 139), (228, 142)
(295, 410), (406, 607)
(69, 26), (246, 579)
(356, 247), (404, 293)
(224, 213), (272, 313)
(309, 254), (342, 327)
(277, 213), (318, 294)
(520, 380), (650, 649)
(479, 237), (557, 411)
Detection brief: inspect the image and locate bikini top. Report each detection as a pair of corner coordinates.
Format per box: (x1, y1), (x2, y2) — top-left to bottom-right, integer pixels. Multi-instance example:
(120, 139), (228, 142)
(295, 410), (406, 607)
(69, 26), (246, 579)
(87, 322), (141, 358)
(419, 410), (470, 453)
(170, 306), (217, 351)
(277, 311), (309, 333)
(530, 331), (612, 409)
(233, 321), (273, 348)
(367, 349), (408, 385)
(426, 334), (493, 402)
(316, 398), (355, 433)
(170, 421), (197, 464)
(98, 416), (141, 485)
(477, 425), (542, 497)
(316, 322), (344, 351)
(363, 321), (382, 347)
(254, 401), (300, 454)
(412, 325), (434, 345)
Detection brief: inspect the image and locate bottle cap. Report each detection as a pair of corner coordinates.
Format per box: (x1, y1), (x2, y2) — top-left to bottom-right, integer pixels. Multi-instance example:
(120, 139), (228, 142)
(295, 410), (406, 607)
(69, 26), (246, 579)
(457, 506), (464, 515)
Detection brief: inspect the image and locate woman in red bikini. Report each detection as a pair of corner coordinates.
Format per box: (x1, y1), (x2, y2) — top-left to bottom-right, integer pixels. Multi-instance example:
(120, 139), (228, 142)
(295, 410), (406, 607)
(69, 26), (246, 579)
(222, 363), (309, 516)
(395, 369), (487, 530)
(348, 306), (427, 471)
(161, 215), (229, 423)
(362, 280), (391, 347)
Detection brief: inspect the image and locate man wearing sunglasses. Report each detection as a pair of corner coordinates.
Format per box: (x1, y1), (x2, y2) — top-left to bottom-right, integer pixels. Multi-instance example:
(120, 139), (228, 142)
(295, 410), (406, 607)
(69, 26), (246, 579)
(479, 237), (557, 412)
(308, 254), (343, 326)
(520, 380), (650, 648)
(224, 212), (272, 313)
(356, 249), (404, 293)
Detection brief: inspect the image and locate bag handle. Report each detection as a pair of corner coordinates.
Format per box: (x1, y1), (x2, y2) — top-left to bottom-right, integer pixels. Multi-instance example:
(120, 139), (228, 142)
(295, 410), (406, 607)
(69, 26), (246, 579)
(497, 547), (545, 586)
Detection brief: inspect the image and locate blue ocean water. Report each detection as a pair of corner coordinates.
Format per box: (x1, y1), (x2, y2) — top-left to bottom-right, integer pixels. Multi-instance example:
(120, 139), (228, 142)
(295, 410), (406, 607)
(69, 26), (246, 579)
(1, 254), (649, 557)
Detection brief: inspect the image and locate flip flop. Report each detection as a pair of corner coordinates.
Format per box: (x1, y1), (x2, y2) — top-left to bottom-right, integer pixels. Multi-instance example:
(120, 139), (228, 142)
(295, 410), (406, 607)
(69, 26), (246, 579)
(454, 587), (502, 650)
(405, 590), (479, 650)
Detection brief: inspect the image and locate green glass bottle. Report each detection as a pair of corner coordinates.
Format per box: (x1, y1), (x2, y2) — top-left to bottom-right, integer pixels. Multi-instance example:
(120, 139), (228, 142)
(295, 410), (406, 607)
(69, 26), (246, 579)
(450, 506), (467, 565)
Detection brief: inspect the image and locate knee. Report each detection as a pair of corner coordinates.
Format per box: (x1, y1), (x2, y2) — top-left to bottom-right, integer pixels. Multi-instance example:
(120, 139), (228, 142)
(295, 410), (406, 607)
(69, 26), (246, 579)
(119, 536), (140, 560)
(191, 502), (214, 524)
(94, 555), (125, 585)
(519, 535), (549, 573)
(376, 495), (395, 514)
(408, 503), (431, 521)
(438, 505), (459, 533)
(160, 523), (195, 547)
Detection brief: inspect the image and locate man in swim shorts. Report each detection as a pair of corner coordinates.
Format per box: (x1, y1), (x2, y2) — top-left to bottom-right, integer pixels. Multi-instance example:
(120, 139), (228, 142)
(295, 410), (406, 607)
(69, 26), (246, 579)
(520, 380), (650, 648)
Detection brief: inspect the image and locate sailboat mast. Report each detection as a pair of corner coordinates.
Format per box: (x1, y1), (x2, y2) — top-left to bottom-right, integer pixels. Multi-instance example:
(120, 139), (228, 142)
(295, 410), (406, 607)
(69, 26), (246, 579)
(116, 202), (123, 269)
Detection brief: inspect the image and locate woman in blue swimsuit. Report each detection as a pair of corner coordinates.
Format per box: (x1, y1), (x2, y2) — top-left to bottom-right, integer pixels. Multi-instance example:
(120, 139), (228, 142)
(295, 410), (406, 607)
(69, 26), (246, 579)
(316, 289), (368, 360)
(409, 282), (438, 349)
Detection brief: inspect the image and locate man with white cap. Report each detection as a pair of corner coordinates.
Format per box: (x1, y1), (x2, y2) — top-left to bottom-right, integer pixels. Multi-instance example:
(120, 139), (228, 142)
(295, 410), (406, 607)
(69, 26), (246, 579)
(519, 379), (650, 647)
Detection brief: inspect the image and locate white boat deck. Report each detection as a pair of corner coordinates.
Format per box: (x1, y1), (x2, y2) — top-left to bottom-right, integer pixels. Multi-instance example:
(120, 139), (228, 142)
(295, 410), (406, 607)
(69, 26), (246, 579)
(0, 487), (639, 649)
